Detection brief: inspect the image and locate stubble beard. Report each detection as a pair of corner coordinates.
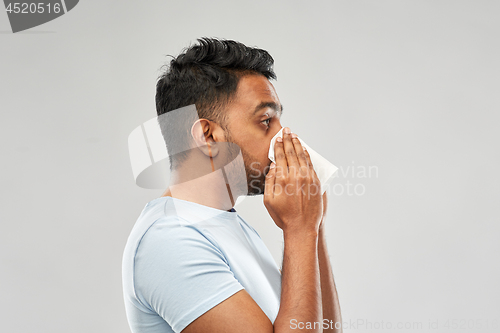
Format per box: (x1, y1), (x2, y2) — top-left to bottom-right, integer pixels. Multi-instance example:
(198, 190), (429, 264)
(224, 130), (268, 196)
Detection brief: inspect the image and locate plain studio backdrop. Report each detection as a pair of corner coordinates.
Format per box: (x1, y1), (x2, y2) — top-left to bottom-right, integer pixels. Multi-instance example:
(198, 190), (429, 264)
(1, 1), (499, 332)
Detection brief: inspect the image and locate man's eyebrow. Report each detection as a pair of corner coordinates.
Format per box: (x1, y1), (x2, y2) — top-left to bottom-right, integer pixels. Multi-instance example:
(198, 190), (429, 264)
(252, 102), (283, 117)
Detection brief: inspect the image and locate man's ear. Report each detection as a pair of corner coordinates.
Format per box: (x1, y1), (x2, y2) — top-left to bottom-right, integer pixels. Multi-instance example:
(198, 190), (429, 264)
(191, 119), (219, 158)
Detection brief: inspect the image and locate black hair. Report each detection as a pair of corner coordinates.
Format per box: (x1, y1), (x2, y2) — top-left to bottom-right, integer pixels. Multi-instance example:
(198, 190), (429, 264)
(155, 37), (277, 170)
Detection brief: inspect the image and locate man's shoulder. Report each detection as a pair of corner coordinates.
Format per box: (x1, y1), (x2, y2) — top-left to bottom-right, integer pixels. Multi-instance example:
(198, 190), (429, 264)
(236, 215), (263, 240)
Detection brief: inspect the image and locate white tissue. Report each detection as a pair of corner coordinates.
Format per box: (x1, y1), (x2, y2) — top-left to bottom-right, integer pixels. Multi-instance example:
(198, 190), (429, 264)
(268, 128), (338, 194)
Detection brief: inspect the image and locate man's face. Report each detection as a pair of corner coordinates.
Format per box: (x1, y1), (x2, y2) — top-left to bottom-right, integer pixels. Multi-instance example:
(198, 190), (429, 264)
(223, 74), (283, 195)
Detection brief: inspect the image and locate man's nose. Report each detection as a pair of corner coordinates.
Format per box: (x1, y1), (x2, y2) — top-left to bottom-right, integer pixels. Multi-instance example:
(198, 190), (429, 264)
(270, 122), (283, 139)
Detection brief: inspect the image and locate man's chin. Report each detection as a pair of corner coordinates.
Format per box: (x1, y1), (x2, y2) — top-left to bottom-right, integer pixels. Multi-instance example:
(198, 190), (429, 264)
(246, 190), (264, 197)
(246, 179), (265, 196)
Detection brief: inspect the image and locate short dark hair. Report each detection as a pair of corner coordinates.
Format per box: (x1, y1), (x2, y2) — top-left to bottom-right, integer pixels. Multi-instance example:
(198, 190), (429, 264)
(155, 37), (277, 170)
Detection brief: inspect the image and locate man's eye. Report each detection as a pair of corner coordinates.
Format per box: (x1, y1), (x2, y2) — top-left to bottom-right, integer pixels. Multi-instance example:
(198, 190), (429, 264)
(262, 118), (271, 127)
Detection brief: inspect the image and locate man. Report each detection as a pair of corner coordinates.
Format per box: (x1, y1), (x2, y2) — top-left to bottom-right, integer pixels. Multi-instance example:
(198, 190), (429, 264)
(122, 38), (342, 333)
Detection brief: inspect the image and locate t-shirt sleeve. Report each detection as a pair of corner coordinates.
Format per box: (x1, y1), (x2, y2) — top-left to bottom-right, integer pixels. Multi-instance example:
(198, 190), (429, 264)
(133, 220), (244, 333)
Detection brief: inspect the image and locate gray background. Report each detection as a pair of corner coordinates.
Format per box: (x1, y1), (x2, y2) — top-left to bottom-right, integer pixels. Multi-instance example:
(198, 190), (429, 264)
(1, 0), (499, 332)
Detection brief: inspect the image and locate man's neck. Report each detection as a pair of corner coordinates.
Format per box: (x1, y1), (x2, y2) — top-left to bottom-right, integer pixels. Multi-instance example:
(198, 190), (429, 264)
(161, 168), (239, 212)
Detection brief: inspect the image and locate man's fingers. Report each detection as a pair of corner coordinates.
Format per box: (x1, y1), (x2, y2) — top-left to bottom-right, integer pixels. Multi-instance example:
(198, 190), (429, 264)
(264, 163), (276, 200)
(303, 147), (320, 182)
(291, 135), (308, 170)
(322, 192), (328, 217)
(303, 146), (314, 170)
(273, 137), (287, 178)
(282, 128), (300, 171)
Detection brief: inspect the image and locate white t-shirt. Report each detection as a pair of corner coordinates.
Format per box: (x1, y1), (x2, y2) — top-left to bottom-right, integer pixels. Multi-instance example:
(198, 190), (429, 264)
(122, 196), (282, 333)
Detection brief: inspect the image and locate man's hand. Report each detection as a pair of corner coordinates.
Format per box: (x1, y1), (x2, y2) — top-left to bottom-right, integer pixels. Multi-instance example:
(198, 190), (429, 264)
(261, 127), (325, 333)
(264, 128), (323, 235)
(319, 192), (328, 232)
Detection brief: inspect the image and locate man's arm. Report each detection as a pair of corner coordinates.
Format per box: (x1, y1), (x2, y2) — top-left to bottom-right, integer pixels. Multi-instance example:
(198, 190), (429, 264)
(319, 193), (343, 332)
(182, 229), (322, 333)
(182, 227), (322, 333)
(267, 130), (324, 332)
(183, 130), (325, 333)
(274, 228), (322, 332)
